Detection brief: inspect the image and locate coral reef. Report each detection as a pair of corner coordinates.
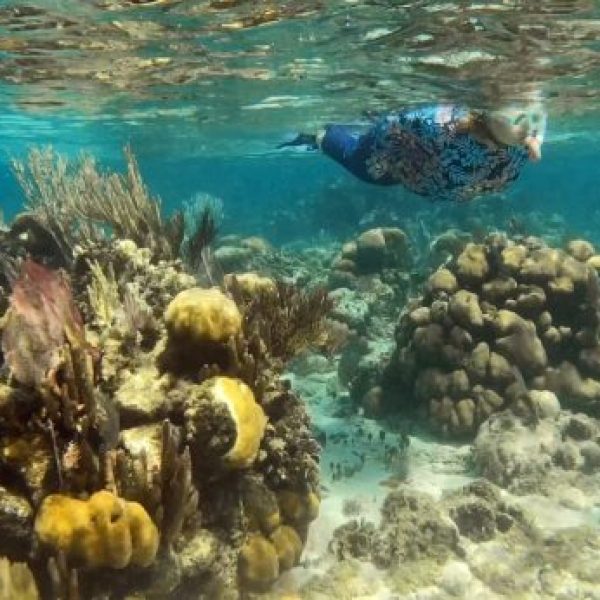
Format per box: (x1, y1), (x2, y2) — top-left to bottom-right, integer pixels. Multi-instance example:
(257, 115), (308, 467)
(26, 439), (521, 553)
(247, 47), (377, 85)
(382, 234), (600, 436)
(329, 489), (460, 569)
(306, 473), (600, 599)
(12, 146), (183, 262)
(213, 233), (334, 290)
(0, 260), (116, 502)
(0, 194), (323, 597)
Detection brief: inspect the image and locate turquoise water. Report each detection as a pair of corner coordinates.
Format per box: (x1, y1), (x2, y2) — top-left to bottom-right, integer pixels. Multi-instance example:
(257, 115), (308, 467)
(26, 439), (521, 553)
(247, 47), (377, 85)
(2, 115), (600, 244)
(1, 1), (600, 242)
(3, 2), (600, 599)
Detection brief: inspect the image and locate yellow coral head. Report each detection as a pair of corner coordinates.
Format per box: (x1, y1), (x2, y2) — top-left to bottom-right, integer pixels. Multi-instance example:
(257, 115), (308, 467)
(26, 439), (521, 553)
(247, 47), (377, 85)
(238, 534), (279, 592)
(164, 287), (242, 345)
(212, 377), (267, 469)
(34, 491), (159, 570)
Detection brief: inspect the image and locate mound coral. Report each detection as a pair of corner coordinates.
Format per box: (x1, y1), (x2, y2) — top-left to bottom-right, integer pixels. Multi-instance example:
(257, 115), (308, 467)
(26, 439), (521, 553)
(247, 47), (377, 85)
(329, 227), (411, 289)
(223, 272), (276, 296)
(165, 287), (242, 345)
(241, 477), (281, 534)
(34, 490), (159, 569)
(277, 489), (320, 529)
(160, 286), (244, 374)
(382, 235), (600, 436)
(184, 376), (267, 469)
(238, 477), (307, 578)
(238, 534), (279, 592)
(270, 525), (303, 571)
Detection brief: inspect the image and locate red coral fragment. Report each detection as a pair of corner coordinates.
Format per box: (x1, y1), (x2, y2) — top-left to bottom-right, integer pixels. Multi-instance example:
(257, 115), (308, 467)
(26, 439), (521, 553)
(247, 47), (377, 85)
(1, 259), (84, 387)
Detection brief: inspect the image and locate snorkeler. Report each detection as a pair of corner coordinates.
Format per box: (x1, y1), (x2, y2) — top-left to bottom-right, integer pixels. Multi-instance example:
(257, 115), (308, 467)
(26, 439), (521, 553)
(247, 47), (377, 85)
(279, 104), (546, 202)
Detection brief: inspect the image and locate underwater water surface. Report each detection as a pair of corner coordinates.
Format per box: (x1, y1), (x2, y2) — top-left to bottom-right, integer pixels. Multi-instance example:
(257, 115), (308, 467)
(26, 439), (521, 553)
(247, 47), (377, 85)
(1, 1), (600, 599)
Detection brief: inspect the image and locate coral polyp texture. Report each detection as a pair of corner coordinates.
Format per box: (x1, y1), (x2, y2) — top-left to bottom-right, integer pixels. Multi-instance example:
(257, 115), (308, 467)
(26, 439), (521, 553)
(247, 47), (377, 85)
(34, 490), (159, 569)
(382, 235), (600, 436)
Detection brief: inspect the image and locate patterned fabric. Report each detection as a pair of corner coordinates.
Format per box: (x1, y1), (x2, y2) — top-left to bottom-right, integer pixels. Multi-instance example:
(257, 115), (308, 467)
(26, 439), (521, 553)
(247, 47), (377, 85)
(321, 105), (529, 202)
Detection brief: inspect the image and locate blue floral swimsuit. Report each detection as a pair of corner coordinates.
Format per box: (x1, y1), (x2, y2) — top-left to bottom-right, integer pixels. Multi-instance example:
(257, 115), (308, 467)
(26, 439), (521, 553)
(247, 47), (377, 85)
(320, 105), (528, 202)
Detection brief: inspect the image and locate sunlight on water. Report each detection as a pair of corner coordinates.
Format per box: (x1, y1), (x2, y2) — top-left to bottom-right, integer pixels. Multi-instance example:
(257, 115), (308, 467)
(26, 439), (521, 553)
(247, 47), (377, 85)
(0, 0), (599, 155)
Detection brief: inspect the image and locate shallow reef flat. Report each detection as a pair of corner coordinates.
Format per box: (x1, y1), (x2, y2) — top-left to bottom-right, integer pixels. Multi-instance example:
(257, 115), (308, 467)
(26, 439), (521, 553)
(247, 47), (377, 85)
(268, 224), (600, 599)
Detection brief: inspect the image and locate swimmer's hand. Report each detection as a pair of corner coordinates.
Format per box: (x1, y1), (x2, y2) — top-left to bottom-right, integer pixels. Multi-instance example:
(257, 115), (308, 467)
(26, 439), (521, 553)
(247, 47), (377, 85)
(523, 135), (542, 161)
(277, 133), (319, 150)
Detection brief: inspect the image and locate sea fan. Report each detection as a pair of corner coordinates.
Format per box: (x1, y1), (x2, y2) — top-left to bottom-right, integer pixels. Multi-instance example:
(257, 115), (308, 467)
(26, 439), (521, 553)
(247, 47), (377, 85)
(1, 259), (84, 387)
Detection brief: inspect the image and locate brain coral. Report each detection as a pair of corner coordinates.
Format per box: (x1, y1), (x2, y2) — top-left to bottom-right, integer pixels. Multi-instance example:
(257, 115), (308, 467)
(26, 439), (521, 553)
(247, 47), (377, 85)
(34, 490), (159, 569)
(165, 287), (242, 345)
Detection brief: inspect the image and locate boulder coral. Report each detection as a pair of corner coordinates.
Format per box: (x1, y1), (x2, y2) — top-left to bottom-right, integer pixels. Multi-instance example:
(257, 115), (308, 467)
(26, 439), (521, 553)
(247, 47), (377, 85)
(238, 525), (304, 591)
(270, 525), (303, 571)
(160, 286), (243, 373)
(223, 272), (276, 296)
(165, 287), (242, 345)
(329, 227), (410, 288)
(34, 490), (159, 569)
(383, 234), (600, 436)
(277, 489), (320, 530)
(184, 376), (267, 469)
(238, 533), (280, 592)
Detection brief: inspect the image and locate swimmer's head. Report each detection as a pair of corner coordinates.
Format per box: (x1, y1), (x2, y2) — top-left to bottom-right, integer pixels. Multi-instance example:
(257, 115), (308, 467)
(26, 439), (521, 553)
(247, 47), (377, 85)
(484, 104), (547, 161)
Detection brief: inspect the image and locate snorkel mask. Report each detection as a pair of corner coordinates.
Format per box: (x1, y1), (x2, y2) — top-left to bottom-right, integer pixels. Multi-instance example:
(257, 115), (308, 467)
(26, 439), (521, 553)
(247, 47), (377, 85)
(485, 105), (547, 161)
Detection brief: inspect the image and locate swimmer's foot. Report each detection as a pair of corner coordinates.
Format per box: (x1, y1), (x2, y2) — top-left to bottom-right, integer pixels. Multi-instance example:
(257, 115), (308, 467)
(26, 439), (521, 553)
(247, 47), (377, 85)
(277, 132), (318, 149)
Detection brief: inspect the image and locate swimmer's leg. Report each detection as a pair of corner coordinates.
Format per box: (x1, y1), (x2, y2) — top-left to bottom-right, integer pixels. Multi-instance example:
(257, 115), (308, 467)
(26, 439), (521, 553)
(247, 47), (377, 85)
(276, 133), (319, 149)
